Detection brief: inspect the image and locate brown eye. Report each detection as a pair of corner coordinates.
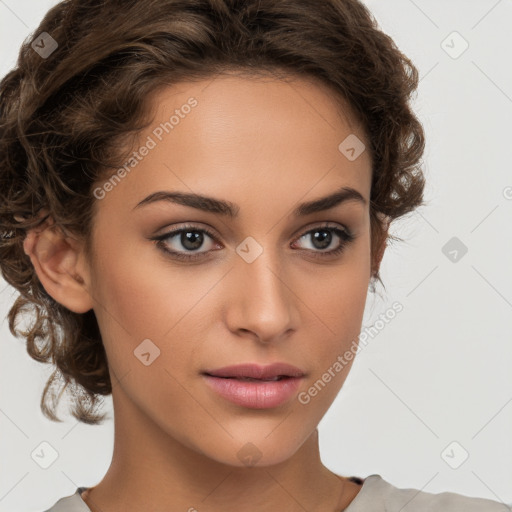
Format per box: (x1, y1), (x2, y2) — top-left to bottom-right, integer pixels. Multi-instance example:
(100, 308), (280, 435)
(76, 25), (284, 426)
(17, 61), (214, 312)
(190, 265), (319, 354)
(151, 224), (220, 261)
(292, 224), (355, 259)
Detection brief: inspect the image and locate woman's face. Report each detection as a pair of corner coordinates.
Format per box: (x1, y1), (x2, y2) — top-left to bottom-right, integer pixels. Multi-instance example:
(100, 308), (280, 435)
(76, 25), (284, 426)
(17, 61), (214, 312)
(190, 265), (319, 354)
(86, 72), (374, 467)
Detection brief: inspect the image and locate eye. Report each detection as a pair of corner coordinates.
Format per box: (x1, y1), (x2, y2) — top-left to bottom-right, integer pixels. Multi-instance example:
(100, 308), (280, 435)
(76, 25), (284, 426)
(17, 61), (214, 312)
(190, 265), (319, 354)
(292, 223), (355, 259)
(151, 223), (219, 261)
(150, 222), (356, 262)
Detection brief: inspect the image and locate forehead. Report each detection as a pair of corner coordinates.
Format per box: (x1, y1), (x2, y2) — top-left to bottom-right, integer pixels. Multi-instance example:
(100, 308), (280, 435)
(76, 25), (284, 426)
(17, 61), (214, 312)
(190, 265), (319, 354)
(96, 72), (372, 218)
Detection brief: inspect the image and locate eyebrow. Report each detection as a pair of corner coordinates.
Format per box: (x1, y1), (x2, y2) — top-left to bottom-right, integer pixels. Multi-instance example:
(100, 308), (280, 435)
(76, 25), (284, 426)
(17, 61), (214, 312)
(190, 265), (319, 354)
(132, 186), (366, 217)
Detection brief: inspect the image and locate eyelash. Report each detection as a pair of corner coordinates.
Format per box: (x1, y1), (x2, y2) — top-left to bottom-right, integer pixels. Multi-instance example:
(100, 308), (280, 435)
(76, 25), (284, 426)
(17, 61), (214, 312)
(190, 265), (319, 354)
(151, 222), (356, 262)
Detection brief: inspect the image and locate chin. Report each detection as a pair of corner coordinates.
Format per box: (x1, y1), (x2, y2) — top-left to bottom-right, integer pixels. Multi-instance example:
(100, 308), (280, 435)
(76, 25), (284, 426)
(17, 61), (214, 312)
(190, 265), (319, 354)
(195, 426), (312, 469)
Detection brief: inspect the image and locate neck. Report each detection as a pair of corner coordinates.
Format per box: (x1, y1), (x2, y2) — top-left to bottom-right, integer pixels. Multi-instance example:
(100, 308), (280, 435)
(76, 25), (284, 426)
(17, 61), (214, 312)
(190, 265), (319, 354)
(82, 386), (359, 512)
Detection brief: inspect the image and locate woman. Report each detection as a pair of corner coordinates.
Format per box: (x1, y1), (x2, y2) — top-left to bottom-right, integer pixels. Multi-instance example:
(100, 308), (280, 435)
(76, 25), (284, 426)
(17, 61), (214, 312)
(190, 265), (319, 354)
(0, 0), (508, 510)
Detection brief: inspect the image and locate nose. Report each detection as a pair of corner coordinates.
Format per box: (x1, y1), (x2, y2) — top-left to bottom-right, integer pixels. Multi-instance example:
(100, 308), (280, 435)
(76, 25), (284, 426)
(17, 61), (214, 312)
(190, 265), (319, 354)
(224, 246), (298, 343)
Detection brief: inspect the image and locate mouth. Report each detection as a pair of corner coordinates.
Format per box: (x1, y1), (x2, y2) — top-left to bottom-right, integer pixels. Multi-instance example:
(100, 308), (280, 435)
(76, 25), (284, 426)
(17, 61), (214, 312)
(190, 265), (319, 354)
(201, 363), (305, 409)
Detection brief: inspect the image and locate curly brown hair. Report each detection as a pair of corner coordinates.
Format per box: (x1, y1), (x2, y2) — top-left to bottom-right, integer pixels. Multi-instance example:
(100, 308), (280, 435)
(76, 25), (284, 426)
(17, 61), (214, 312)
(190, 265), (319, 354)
(0, 0), (425, 425)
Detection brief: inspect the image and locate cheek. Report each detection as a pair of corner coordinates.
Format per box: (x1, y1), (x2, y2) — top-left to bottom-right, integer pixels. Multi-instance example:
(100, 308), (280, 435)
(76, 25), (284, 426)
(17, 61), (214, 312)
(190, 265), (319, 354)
(87, 232), (167, 361)
(88, 235), (215, 373)
(297, 273), (369, 412)
(90, 233), (185, 336)
(300, 248), (371, 365)
(309, 244), (370, 325)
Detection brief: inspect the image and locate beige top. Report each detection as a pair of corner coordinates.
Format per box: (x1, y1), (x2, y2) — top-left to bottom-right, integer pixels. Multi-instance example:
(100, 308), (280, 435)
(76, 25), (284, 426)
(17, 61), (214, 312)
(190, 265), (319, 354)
(43, 474), (511, 511)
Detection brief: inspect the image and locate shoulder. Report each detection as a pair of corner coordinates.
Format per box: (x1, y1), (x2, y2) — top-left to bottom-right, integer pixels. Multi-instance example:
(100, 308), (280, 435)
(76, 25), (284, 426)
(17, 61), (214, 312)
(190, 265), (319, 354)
(349, 474), (511, 512)
(41, 487), (90, 512)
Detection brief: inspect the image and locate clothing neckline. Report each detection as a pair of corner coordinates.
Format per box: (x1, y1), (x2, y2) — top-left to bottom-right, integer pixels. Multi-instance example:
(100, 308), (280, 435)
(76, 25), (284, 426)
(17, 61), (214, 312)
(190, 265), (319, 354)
(76, 475), (377, 511)
(343, 475), (377, 511)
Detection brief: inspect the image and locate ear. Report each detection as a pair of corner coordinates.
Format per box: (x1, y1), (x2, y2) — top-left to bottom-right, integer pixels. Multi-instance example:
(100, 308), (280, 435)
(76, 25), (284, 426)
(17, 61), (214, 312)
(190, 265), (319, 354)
(22, 215), (94, 314)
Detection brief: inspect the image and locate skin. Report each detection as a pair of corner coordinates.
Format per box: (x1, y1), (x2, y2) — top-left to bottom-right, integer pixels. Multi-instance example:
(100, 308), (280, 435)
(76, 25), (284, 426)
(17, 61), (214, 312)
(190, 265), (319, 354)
(24, 72), (387, 512)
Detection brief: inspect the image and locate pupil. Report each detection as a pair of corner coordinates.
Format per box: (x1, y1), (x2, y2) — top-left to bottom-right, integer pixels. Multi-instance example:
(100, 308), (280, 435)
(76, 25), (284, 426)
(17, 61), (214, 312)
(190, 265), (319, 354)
(182, 231), (203, 250)
(313, 230), (331, 249)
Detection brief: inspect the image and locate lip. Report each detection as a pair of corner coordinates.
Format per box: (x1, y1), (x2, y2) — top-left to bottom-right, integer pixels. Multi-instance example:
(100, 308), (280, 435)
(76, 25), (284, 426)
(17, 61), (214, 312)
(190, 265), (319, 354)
(201, 363), (306, 409)
(202, 363), (305, 379)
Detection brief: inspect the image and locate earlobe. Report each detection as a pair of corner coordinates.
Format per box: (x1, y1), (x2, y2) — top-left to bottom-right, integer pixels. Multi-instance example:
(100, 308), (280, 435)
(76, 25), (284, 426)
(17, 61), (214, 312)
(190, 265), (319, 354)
(23, 218), (94, 314)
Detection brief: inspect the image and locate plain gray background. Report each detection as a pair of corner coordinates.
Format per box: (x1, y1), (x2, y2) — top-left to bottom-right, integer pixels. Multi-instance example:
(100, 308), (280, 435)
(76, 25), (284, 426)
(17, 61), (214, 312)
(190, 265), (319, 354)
(1, 0), (511, 510)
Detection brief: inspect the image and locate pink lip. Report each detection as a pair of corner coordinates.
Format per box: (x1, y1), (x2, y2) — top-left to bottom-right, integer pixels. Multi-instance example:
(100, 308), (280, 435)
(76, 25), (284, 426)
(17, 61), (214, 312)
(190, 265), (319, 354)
(202, 363), (305, 409)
